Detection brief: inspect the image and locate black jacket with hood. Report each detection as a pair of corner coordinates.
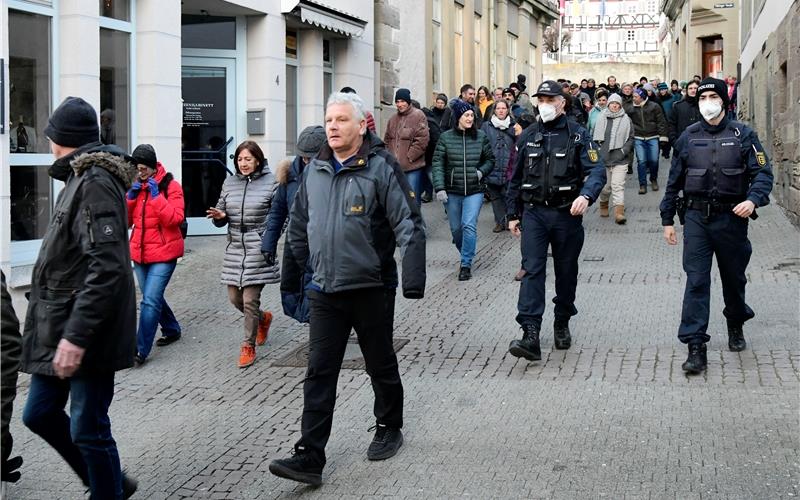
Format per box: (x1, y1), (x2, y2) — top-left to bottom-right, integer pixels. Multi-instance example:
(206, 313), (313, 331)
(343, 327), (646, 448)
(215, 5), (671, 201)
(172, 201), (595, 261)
(668, 95), (702, 144)
(21, 142), (138, 376)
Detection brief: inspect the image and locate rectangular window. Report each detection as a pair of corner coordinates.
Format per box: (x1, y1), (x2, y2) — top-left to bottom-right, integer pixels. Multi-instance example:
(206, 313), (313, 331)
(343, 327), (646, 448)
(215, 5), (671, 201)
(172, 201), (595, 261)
(286, 64), (298, 154)
(455, 5), (464, 85)
(323, 40), (333, 104)
(99, 28), (130, 151)
(9, 9), (53, 242)
(99, 0), (130, 21)
(507, 33), (517, 83)
(507, 2), (519, 35)
(474, 15), (481, 84)
(627, 29), (636, 41)
(182, 15), (236, 50)
(432, 21), (442, 90)
(286, 31), (298, 59)
(529, 45), (536, 78)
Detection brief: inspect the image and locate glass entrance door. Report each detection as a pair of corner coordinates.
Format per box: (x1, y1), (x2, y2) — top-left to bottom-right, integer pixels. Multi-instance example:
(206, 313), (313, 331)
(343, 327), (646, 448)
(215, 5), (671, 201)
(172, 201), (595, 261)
(181, 57), (235, 235)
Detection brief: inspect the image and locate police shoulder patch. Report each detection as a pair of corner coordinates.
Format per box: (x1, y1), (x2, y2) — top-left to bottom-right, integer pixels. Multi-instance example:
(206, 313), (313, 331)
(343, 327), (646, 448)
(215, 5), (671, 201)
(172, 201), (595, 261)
(588, 149), (599, 162)
(755, 151), (767, 167)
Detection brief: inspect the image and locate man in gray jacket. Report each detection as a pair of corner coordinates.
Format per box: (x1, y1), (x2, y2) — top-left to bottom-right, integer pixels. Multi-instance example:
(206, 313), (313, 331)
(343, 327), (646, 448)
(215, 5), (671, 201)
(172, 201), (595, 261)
(270, 92), (426, 486)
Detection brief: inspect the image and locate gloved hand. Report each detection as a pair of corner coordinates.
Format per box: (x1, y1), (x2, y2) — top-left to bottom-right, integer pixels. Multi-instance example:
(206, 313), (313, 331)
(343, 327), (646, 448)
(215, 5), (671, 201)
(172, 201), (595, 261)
(476, 170), (483, 181)
(147, 177), (159, 198)
(436, 191), (448, 203)
(262, 251), (276, 266)
(127, 181), (142, 200)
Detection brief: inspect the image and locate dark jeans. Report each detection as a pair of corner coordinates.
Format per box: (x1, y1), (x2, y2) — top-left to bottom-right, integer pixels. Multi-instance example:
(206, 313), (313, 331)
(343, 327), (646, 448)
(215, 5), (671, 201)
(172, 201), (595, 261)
(485, 183), (507, 226)
(634, 138), (659, 186)
(678, 210), (754, 345)
(297, 287), (402, 465)
(516, 206), (585, 327)
(22, 373), (123, 499)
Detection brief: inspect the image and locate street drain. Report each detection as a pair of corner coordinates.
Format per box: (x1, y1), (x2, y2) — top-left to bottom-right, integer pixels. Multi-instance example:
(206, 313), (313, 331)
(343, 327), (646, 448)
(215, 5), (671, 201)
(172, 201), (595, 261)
(583, 256), (604, 262)
(272, 337), (410, 370)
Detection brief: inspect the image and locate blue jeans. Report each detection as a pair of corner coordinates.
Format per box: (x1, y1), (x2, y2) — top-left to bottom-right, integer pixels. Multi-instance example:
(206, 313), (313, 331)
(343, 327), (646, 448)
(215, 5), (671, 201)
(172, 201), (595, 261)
(445, 192), (484, 267)
(404, 169), (424, 206)
(134, 261), (180, 359)
(22, 373), (123, 499)
(634, 138), (659, 187)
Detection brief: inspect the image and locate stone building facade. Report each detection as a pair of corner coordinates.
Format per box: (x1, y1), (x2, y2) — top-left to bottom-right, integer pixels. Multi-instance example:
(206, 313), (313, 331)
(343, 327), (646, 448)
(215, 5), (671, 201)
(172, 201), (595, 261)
(660, 0), (739, 80)
(737, 0), (799, 226)
(374, 0), (559, 130)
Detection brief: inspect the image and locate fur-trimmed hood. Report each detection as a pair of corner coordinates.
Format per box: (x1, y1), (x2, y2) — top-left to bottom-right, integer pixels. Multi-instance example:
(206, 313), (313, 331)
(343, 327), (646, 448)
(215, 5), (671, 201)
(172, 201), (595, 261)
(275, 158), (293, 185)
(72, 151), (137, 188)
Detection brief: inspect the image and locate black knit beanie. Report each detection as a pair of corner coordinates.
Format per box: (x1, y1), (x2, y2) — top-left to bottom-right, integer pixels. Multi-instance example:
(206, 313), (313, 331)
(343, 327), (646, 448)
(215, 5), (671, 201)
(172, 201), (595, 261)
(44, 97), (99, 148)
(131, 144), (158, 169)
(394, 88), (412, 104)
(697, 77), (730, 108)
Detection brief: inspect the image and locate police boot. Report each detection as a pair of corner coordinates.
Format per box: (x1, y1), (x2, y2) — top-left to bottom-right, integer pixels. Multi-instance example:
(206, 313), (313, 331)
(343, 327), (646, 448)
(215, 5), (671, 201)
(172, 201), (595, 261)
(553, 318), (572, 349)
(599, 201), (609, 217)
(682, 343), (707, 375)
(727, 322), (747, 352)
(509, 324), (541, 361)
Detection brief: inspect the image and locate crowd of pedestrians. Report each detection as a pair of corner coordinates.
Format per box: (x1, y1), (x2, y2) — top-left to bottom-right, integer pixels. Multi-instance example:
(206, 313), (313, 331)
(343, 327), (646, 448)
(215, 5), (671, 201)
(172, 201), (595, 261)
(1, 68), (773, 497)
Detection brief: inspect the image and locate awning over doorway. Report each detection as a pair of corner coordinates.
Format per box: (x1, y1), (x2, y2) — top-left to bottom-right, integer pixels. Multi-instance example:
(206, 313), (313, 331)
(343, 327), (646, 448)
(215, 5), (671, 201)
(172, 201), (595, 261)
(282, 0), (366, 38)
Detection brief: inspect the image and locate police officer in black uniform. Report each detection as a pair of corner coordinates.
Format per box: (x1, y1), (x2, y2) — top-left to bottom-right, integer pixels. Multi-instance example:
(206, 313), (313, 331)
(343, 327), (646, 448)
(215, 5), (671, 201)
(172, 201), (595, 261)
(506, 80), (606, 361)
(660, 77), (773, 375)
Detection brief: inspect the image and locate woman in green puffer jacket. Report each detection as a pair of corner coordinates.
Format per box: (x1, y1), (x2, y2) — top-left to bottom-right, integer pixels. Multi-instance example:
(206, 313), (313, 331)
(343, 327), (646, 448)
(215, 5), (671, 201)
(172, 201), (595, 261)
(432, 100), (495, 281)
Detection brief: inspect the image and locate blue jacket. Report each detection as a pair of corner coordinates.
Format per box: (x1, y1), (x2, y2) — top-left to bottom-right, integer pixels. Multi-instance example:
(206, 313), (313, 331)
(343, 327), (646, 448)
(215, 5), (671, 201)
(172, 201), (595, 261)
(262, 156), (304, 255)
(480, 119), (517, 186)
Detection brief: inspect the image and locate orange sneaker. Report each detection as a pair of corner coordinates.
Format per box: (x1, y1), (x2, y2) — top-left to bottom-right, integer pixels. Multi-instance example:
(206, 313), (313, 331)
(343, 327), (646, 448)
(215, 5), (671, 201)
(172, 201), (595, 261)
(256, 311), (273, 346)
(238, 343), (256, 368)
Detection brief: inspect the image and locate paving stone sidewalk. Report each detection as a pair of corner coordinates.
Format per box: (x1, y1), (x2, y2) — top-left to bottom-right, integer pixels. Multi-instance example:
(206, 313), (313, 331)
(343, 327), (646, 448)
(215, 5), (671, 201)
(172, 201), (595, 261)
(6, 160), (800, 499)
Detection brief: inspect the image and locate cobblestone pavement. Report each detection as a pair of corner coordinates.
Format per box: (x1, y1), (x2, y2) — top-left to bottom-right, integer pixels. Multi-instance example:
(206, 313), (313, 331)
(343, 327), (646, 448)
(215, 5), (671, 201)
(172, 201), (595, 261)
(6, 159), (800, 499)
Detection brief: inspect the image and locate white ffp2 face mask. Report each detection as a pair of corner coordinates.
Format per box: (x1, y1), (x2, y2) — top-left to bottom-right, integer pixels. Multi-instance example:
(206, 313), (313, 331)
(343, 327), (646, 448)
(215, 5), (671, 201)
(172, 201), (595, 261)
(699, 99), (723, 121)
(539, 103), (558, 123)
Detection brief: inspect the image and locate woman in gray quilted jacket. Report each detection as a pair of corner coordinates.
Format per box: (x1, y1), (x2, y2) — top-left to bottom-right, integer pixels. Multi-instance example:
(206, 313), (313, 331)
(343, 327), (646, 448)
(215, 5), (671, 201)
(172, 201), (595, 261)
(206, 141), (279, 368)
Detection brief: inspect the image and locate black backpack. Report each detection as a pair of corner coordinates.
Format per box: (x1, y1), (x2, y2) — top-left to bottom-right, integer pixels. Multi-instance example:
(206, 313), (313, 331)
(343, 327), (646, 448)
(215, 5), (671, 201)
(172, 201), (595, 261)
(158, 173), (188, 239)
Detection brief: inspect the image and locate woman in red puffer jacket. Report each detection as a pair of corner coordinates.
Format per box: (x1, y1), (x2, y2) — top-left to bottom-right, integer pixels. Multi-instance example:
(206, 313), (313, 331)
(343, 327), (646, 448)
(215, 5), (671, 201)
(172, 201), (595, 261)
(126, 144), (185, 365)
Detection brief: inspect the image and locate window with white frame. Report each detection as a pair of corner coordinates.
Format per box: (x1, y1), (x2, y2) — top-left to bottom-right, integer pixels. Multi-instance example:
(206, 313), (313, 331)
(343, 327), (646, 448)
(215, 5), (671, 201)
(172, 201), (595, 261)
(627, 2), (637, 14)
(528, 45), (536, 81)
(627, 29), (636, 41)
(323, 39), (334, 104)
(286, 31), (299, 154)
(507, 33), (517, 83)
(454, 4), (464, 86)
(9, 5), (54, 244)
(474, 15), (481, 85)
(432, 0), (443, 91)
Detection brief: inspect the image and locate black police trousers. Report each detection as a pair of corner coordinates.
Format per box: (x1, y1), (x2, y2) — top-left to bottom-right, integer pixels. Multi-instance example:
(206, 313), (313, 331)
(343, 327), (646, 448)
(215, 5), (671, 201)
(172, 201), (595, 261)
(297, 287), (402, 464)
(516, 205), (584, 328)
(678, 209), (755, 345)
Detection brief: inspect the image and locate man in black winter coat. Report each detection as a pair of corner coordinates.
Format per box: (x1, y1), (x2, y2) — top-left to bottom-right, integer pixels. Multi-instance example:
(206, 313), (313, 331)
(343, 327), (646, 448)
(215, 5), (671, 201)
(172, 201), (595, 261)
(20, 97), (138, 499)
(668, 80), (702, 144)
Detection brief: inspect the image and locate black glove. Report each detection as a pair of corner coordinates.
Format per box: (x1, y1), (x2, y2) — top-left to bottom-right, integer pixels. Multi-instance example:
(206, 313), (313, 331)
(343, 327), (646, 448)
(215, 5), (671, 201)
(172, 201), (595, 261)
(262, 251), (275, 266)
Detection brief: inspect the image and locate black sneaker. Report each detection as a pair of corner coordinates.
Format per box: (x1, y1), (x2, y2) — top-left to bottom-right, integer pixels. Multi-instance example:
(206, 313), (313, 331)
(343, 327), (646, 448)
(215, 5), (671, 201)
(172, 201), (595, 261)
(133, 353), (146, 367)
(727, 323), (747, 352)
(458, 267), (472, 281)
(269, 450), (323, 486)
(122, 472), (138, 499)
(508, 324), (541, 361)
(682, 343), (707, 375)
(553, 318), (572, 350)
(367, 424), (403, 461)
(155, 334), (181, 346)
